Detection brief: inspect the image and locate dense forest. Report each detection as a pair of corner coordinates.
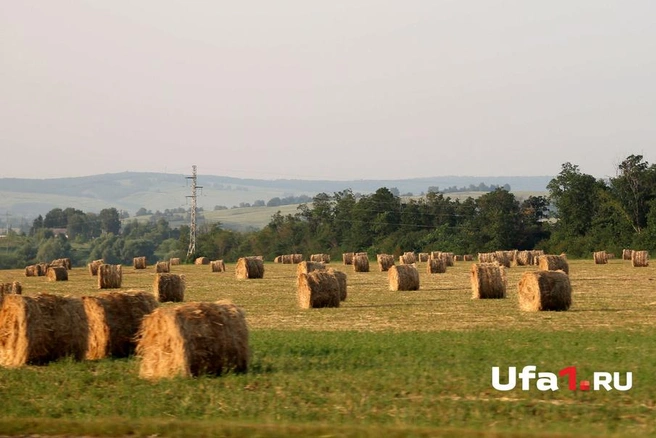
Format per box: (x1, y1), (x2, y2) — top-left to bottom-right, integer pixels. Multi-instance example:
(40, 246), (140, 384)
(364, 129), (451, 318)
(1, 155), (655, 269)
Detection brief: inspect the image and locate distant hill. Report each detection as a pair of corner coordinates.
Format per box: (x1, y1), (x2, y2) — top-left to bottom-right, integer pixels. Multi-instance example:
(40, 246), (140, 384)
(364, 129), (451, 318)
(0, 172), (552, 225)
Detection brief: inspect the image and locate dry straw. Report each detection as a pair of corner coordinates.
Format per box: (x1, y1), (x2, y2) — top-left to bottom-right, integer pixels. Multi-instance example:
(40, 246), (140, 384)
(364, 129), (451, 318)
(210, 260), (226, 272)
(0, 282), (22, 307)
(538, 255), (569, 274)
(297, 261), (325, 276)
(342, 252), (354, 265)
(50, 258), (71, 270)
(82, 291), (158, 360)
(46, 266), (68, 282)
(156, 261), (171, 273)
(170, 258), (181, 265)
(133, 256), (147, 269)
(376, 254), (395, 272)
(514, 251), (533, 266)
(517, 270), (572, 312)
(88, 259), (104, 276)
(388, 264), (420, 291)
(471, 263), (506, 299)
(593, 251), (608, 265)
(194, 257), (209, 265)
(24, 265), (39, 277)
(417, 253), (429, 262)
(136, 300), (249, 379)
(235, 257), (265, 279)
(327, 268), (347, 301)
(427, 258), (446, 274)
(622, 249), (634, 261)
(98, 264), (122, 289)
(353, 254), (370, 272)
(292, 254), (304, 264)
(297, 271), (340, 308)
(273, 256), (282, 263)
(632, 250), (649, 267)
(0, 294), (87, 367)
(153, 273), (185, 302)
(310, 253), (331, 263)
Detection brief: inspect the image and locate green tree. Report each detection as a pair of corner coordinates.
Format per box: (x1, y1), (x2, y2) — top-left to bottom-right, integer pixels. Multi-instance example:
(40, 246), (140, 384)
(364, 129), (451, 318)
(609, 154), (656, 234)
(99, 208), (121, 235)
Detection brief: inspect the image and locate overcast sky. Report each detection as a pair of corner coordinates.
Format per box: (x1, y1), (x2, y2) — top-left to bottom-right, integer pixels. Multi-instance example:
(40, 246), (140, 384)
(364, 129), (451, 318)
(2, 1), (655, 181)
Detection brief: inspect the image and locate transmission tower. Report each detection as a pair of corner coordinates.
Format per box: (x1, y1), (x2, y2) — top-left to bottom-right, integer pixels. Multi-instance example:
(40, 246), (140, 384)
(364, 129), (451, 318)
(186, 165), (202, 259)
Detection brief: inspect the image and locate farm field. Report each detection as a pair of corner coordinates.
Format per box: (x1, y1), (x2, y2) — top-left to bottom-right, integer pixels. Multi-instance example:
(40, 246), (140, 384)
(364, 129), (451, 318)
(0, 259), (654, 437)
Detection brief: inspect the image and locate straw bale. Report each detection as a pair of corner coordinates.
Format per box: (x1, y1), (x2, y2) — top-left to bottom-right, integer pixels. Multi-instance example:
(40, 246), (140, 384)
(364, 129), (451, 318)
(401, 252), (416, 264)
(310, 254), (331, 263)
(478, 252), (495, 263)
(632, 250), (649, 267)
(515, 251), (533, 266)
(417, 253), (429, 262)
(98, 264), (122, 289)
(170, 258), (181, 265)
(607, 253), (615, 259)
(194, 257), (209, 265)
(531, 250), (545, 265)
(46, 266), (68, 282)
(25, 265), (38, 277)
(88, 259), (104, 276)
(156, 261), (171, 273)
(153, 273), (185, 302)
(50, 258), (71, 270)
(82, 291), (158, 360)
(297, 271), (340, 308)
(0, 294), (87, 367)
(376, 254), (395, 272)
(136, 300), (249, 379)
(353, 254), (370, 272)
(133, 256), (147, 269)
(427, 258), (446, 274)
(327, 268), (347, 301)
(210, 260), (226, 272)
(429, 251), (441, 260)
(443, 252), (455, 267)
(297, 261), (326, 276)
(342, 252), (354, 265)
(622, 249), (634, 261)
(388, 264), (420, 291)
(0, 282), (22, 307)
(235, 257), (265, 279)
(273, 256), (282, 263)
(537, 255), (569, 275)
(494, 251), (511, 268)
(471, 263), (506, 299)
(593, 251), (608, 265)
(518, 270), (571, 312)
(292, 254), (304, 264)
(463, 254), (474, 262)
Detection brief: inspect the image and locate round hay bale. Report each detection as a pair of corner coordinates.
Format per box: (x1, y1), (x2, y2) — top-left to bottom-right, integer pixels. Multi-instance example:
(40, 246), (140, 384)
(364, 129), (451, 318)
(292, 254), (304, 264)
(622, 249), (634, 261)
(593, 251), (608, 265)
(494, 251), (511, 268)
(133, 256), (147, 269)
(297, 271), (340, 309)
(98, 264), (122, 289)
(463, 254), (474, 262)
(210, 260), (226, 272)
(235, 257), (265, 279)
(153, 273), (185, 302)
(352, 254), (370, 272)
(515, 251), (533, 266)
(136, 301), (249, 379)
(342, 252), (354, 265)
(442, 252), (455, 267)
(538, 255), (569, 274)
(388, 264), (420, 291)
(156, 261), (171, 273)
(427, 258), (446, 274)
(417, 253), (429, 262)
(310, 254), (330, 263)
(632, 250), (649, 267)
(0, 294), (87, 367)
(0, 282), (22, 307)
(517, 270), (572, 312)
(194, 257), (209, 265)
(376, 254), (395, 272)
(88, 259), (104, 276)
(46, 266), (68, 282)
(327, 268), (347, 301)
(170, 258), (181, 265)
(399, 252), (416, 265)
(470, 263), (506, 299)
(297, 261), (326, 276)
(24, 265), (38, 277)
(82, 291), (158, 360)
(273, 256), (282, 263)
(50, 258), (71, 270)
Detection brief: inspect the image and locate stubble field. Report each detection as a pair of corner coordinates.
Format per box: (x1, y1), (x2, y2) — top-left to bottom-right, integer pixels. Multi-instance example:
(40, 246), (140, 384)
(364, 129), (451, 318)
(0, 258), (654, 437)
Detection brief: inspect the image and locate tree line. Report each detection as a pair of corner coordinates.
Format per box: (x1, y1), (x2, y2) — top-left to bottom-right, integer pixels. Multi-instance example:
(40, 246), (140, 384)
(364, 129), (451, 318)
(0, 154), (654, 269)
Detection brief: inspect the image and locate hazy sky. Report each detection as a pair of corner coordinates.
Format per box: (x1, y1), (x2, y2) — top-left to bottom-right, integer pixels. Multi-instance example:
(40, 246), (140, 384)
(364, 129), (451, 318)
(2, 1), (655, 181)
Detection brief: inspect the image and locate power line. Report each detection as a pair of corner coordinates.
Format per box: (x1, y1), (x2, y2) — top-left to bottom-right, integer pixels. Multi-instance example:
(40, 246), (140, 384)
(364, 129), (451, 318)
(185, 165), (203, 259)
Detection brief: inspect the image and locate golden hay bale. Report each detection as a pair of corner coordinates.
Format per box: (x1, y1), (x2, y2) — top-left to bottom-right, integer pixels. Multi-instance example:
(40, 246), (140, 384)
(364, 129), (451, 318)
(235, 257), (265, 279)
(443, 252), (455, 267)
(607, 253), (615, 259)
(342, 252), (354, 265)
(98, 264), (122, 289)
(327, 268), (347, 301)
(517, 270), (572, 312)
(292, 254), (304, 264)
(194, 257), (209, 265)
(632, 250), (649, 267)
(494, 251), (511, 268)
(156, 261), (171, 273)
(593, 251), (608, 265)
(297, 261), (326, 276)
(538, 255), (569, 275)
(463, 254), (474, 262)
(273, 256), (282, 263)
(0, 282), (22, 307)
(24, 265), (38, 277)
(401, 252), (416, 264)
(170, 257), (181, 265)
(531, 250), (545, 265)
(477, 252), (495, 263)
(46, 266), (68, 282)
(0, 294), (87, 367)
(470, 263), (506, 299)
(310, 253), (331, 263)
(388, 264), (420, 291)
(417, 253), (429, 262)
(133, 256), (147, 269)
(281, 254), (292, 264)
(427, 258), (446, 274)
(376, 254), (395, 272)
(429, 251), (441, 260)
(454, 255), (463, 262)
(50, 258), (71, 270)
(210, 260), (226, 272)
(82, 291), (158, 360)
(297, 271), (340, 309)
(622, 249), (634, 261)
(136, 301), (249, 379)
(88, 259), (104, 276)
(353, 254), (370, 272)
(153, 273), (185, 302)
(515, 250), (534, 266)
